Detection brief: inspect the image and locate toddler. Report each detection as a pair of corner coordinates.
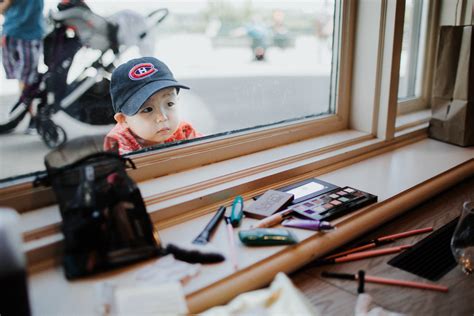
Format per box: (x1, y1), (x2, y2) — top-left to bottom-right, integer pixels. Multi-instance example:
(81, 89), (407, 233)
(104, 57), (202, 155)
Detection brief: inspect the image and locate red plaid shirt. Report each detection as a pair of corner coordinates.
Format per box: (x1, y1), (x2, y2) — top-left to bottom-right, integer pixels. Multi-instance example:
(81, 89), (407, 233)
(104, 121), (202, 155)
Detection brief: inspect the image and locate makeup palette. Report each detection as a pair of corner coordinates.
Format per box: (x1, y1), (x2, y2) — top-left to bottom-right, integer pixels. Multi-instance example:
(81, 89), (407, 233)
(254, 178), (339, 205)
(287, 186), (377, 221)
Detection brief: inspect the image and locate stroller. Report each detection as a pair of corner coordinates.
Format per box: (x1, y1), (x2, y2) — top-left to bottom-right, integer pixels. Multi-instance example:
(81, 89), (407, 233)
(0, 1), (169, 148)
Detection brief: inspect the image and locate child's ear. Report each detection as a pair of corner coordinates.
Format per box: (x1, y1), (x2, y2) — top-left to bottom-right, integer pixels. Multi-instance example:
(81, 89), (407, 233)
(114, 113), (126, 124)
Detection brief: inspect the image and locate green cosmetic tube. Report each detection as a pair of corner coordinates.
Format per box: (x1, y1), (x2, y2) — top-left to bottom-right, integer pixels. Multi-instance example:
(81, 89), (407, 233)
(230, 195), (244, 227)
(238, 228), (298, 246)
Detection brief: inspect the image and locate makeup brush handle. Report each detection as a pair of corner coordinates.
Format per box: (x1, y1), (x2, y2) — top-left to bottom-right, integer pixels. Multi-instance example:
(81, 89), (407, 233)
(254, 213), (284, 228)
(192, 206), (226, 244)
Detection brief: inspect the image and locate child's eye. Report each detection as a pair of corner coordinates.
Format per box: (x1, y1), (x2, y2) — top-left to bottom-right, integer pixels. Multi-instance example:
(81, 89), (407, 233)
(141, 107), (153, 113)
(167, 102), (175, 107)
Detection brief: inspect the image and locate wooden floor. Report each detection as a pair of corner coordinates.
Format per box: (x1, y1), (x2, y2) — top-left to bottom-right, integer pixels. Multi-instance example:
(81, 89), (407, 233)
(291, 176), (474, 315)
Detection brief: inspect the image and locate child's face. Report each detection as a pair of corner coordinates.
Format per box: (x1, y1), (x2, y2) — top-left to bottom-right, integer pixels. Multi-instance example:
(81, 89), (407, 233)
(117, 87), (180, 144)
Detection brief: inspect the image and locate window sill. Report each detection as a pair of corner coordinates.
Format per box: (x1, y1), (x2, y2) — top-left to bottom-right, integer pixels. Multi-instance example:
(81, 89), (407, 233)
(19, 124), (426, 245)
(21, 128), (371, 240)
(27, 136), (474, 315)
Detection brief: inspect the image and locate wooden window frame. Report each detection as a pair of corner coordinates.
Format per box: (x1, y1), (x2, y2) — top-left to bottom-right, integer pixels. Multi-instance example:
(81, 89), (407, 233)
(19, 0), (422, 253)
(22, 2), (474, 314)
(0, 0), (444, 227)
(0, 0), (358, 212)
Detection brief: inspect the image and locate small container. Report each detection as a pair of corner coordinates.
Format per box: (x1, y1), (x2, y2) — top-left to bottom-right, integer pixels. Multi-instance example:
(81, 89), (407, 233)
(451, 201), (474, 275)
(238, 228), (298, 246)
(230, 195), (244, 227)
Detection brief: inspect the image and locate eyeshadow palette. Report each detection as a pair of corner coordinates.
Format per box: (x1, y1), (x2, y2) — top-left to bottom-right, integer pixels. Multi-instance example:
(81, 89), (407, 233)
(244, 189), (294, 219)
(254, 178), (339, 205)
(288, 186), (377, 221)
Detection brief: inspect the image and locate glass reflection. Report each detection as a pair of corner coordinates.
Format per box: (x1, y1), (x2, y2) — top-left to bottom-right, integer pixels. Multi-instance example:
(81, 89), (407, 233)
(0, 0), (336, 181)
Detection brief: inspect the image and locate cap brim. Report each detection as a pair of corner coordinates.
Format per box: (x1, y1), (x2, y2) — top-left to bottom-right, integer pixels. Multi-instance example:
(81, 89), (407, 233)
(120, 80), (190, 116)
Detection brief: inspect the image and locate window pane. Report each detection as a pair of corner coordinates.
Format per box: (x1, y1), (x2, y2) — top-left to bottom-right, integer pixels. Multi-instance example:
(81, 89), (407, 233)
(398, 0), (428, 100)
(0, 0), (339, 181)
(120, 0), (339, 135)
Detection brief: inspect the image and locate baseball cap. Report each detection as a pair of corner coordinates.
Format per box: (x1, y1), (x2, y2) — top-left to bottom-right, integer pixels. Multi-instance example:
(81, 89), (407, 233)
(110, 57), (189, 116)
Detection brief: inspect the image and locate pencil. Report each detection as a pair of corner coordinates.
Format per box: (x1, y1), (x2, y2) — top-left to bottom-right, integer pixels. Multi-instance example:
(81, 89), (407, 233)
(315, 245), (412, 265)
(253, 209), (293, 228)
(377, 227), (433, 241)
(224, 216), (238, 271)
(322, 271), (448, 293)
(325, 227), (433, 260)
(363, 275), (448, 292)
(325, 241), (388, 259)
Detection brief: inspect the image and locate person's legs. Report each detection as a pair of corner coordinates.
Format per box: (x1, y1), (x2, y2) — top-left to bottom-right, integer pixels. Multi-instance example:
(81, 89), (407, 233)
(21, 39), (42, 134)
(20, 39), (42, 87)
(2, 36), (42, 133)
(2, 35), (20, 81)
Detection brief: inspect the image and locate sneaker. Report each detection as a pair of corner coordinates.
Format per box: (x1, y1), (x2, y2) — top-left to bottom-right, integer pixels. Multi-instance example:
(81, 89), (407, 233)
(25, 116), (38, 135)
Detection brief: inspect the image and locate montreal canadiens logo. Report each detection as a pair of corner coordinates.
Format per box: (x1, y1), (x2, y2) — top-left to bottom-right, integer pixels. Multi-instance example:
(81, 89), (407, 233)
(128, 63), (157, 80)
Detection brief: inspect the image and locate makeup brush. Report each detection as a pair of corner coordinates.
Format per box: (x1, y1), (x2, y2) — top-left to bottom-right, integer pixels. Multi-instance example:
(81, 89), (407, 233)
(162, 243), (225, 264)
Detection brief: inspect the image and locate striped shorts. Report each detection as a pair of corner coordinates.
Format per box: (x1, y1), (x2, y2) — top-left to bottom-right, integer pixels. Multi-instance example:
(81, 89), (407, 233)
(2, 36), (43, 85)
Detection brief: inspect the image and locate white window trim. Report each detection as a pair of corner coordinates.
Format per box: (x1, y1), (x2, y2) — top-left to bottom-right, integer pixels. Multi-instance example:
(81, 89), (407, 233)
(396, 0), (474, 117)
(397, 0), (439, 115)
(395, 108), (431, 131)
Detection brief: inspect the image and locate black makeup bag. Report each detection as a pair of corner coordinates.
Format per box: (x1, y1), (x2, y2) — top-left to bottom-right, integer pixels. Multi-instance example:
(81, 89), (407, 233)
(36, 136), (161, 279)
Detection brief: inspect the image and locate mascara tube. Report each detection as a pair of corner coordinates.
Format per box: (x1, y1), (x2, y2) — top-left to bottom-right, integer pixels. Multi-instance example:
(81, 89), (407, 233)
(282, 218), (334, 231)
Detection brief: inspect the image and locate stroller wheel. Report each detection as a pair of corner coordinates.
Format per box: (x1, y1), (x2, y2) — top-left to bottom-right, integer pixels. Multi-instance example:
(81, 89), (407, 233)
(40, 122), (68, 148)
(0, 103), (29, 134)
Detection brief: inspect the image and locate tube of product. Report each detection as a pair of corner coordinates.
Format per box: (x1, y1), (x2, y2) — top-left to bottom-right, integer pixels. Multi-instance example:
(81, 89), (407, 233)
(282, 218), (334, 231)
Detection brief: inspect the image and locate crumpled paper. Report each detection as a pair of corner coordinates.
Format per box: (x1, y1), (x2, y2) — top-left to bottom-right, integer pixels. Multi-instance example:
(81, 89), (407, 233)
(202, 272), (321, 316)
(96, 255), (198, 315)
(135, 254), (201, 284)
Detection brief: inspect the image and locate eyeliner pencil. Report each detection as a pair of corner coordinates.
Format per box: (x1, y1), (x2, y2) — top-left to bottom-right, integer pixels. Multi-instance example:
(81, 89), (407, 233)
(322, 271), (448, 293)
(315, 245), (412, 265)
(224, 216), (238, 271)
(325, 227), (433, 260)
